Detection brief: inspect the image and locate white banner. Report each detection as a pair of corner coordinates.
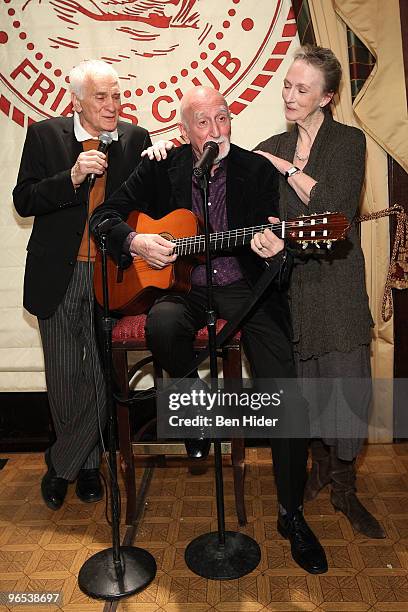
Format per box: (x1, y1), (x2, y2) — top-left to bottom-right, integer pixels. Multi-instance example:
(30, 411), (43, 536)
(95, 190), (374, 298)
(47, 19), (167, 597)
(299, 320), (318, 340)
(0, 0), (298, 390)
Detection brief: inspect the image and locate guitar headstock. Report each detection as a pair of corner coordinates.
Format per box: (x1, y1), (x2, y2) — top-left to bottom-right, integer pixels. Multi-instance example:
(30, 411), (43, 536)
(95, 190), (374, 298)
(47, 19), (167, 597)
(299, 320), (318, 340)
(287, 212), (349, 249)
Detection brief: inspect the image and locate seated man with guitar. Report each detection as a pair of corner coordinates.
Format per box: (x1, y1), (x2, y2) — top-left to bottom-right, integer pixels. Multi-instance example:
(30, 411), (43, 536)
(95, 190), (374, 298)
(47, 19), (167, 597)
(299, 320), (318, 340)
(90, 85), (328, 575)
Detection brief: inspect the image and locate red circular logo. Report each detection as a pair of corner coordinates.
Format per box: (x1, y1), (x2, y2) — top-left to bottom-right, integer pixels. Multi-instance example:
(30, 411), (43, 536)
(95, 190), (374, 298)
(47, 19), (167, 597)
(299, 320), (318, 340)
(0, 0), (297, 136)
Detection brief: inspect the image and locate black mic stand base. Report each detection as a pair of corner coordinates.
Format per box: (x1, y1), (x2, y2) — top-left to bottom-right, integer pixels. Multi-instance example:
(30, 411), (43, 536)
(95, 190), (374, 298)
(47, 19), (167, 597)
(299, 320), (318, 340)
(78, 546), (156, 601)
(185, 531), (261, 580)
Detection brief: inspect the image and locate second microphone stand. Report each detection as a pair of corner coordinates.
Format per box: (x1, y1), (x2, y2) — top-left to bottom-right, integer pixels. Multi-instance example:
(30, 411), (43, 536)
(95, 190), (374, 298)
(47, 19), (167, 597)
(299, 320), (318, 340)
(78, 231), (157, 600)
(184, 163), (261, 580)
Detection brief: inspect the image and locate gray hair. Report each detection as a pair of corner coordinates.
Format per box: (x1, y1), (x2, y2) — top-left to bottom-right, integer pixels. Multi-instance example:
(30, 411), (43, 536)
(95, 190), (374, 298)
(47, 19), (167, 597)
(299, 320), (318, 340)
(69, 60), (119, 99)
(179, 104), (188, 128)
(293, 44), (342, 95)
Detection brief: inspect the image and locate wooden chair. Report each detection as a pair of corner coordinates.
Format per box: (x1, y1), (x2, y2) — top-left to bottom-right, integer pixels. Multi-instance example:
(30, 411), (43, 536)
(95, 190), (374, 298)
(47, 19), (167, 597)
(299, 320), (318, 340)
(111, 314), (247, 526)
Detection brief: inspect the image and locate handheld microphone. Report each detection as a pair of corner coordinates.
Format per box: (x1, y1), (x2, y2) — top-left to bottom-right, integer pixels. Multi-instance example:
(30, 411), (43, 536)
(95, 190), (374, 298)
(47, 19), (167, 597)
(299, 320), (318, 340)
(88, 132), (113, 186)
(193, 141), (220, 178)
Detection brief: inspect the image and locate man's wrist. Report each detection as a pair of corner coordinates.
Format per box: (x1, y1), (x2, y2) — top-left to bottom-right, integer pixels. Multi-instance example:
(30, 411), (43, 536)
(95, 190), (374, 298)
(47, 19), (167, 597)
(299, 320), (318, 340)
(124, 231), (137, 254)
(269, 249), (287, 262)
(70, 167), (80, 190)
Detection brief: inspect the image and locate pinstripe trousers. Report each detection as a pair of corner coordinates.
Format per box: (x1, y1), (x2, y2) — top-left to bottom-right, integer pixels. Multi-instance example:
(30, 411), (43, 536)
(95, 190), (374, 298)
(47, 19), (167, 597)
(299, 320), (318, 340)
(38, 261), (107, 480)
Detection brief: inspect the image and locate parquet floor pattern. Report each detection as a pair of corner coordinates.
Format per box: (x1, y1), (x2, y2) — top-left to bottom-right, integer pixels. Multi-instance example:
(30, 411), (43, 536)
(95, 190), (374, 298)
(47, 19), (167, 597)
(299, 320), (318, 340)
(1, 444), (408, 611)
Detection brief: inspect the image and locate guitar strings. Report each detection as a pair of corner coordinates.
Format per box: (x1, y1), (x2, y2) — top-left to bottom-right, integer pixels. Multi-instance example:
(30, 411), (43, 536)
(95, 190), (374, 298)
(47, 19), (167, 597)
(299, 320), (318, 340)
(170, 219), (348, 255)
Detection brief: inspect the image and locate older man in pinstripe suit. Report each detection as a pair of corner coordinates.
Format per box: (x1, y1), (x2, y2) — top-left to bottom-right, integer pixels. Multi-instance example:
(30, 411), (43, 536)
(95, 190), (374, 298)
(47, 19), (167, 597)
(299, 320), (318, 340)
(13, 60), (151, 510)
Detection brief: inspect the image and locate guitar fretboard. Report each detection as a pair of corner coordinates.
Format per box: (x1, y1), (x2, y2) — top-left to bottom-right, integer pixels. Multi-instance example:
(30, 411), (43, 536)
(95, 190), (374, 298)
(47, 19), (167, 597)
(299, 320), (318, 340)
(167, 212), (348, 255)
(172, 222), (282, 256)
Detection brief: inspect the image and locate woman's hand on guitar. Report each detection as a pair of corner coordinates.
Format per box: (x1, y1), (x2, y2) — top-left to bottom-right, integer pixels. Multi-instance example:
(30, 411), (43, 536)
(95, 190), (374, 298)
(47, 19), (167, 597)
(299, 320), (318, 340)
(251, 216), (284, 259)
(130, 233), (177, 269)
(141, 140), (175, 161)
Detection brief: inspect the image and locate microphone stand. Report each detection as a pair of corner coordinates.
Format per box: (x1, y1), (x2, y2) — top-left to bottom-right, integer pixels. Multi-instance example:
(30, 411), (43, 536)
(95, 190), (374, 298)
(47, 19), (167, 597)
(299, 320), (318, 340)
(184, 165), (261, 579)
(78, 231), (156, 600)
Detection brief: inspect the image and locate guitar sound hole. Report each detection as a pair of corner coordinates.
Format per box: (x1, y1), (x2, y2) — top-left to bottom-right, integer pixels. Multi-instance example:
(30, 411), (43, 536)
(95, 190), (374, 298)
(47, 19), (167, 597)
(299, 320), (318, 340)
(160, 232), (175, 241)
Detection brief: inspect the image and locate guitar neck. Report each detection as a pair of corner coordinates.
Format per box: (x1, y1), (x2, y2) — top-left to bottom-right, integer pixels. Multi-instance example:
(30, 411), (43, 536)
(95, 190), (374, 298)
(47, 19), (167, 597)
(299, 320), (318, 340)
(172, 222), (282, 256)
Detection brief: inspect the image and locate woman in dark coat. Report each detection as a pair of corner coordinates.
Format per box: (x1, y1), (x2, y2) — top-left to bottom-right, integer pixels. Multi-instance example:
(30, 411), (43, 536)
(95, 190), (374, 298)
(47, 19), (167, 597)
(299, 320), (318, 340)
(252, 44), (384, 538)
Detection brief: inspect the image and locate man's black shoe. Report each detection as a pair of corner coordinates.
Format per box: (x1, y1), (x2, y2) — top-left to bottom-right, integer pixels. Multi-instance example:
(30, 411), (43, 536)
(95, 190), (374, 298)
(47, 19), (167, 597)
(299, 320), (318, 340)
(41, 449), (68, 511)
(277, 510), (328, 574)
(182, 378), (211, 459)
(184, 438), (211, 460)
(75, 468), (103, 503)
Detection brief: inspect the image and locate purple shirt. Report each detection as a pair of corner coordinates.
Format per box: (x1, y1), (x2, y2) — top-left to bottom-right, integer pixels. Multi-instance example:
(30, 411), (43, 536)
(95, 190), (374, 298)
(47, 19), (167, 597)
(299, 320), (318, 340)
(191, 160), (243, 286)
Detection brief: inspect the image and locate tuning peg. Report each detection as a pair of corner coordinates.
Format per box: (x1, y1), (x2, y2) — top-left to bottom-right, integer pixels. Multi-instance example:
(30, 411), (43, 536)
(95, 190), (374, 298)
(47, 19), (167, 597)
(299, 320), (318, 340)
(326, 241), (332, 250)
(314, 241), (321, 248)
(302, 243), (308, 250)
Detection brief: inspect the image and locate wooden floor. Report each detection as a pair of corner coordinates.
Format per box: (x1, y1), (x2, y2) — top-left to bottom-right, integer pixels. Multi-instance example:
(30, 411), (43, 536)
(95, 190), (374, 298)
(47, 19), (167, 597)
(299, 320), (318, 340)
(1, 444), (408, 611)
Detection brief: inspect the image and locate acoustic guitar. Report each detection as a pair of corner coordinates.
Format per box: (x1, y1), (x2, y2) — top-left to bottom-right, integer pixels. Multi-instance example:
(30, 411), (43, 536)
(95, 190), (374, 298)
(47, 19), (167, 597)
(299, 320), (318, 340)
(94, 208), (349, 314)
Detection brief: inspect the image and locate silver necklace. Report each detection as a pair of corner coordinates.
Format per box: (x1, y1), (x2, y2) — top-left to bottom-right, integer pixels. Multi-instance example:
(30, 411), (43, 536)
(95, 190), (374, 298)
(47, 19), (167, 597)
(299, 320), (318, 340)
(295, 146), (309, 162)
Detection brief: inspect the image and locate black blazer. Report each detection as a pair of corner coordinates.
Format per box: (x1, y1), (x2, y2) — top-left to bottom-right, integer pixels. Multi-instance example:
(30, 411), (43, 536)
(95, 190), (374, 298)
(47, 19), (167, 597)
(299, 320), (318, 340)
(91, 143), (292, 327)
(13, 116), (151, 318)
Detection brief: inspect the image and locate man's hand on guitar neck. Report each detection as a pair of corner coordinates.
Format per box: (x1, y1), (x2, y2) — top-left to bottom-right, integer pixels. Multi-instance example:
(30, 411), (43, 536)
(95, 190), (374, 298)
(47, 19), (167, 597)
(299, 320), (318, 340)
(130, 233), (177, 269)
(251, 216), (285, 259)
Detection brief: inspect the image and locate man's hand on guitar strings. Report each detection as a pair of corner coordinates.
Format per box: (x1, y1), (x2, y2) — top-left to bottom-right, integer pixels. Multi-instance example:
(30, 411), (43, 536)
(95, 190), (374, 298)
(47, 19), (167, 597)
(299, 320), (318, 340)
(251, 216), (285, 259)
(141, 140), (175, 161)
(130, 233), (177, 269)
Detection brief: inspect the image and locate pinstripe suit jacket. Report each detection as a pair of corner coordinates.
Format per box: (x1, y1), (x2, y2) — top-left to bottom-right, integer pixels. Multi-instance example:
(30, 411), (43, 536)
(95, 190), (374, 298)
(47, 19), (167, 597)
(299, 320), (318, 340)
(13, 116), (151, 318)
